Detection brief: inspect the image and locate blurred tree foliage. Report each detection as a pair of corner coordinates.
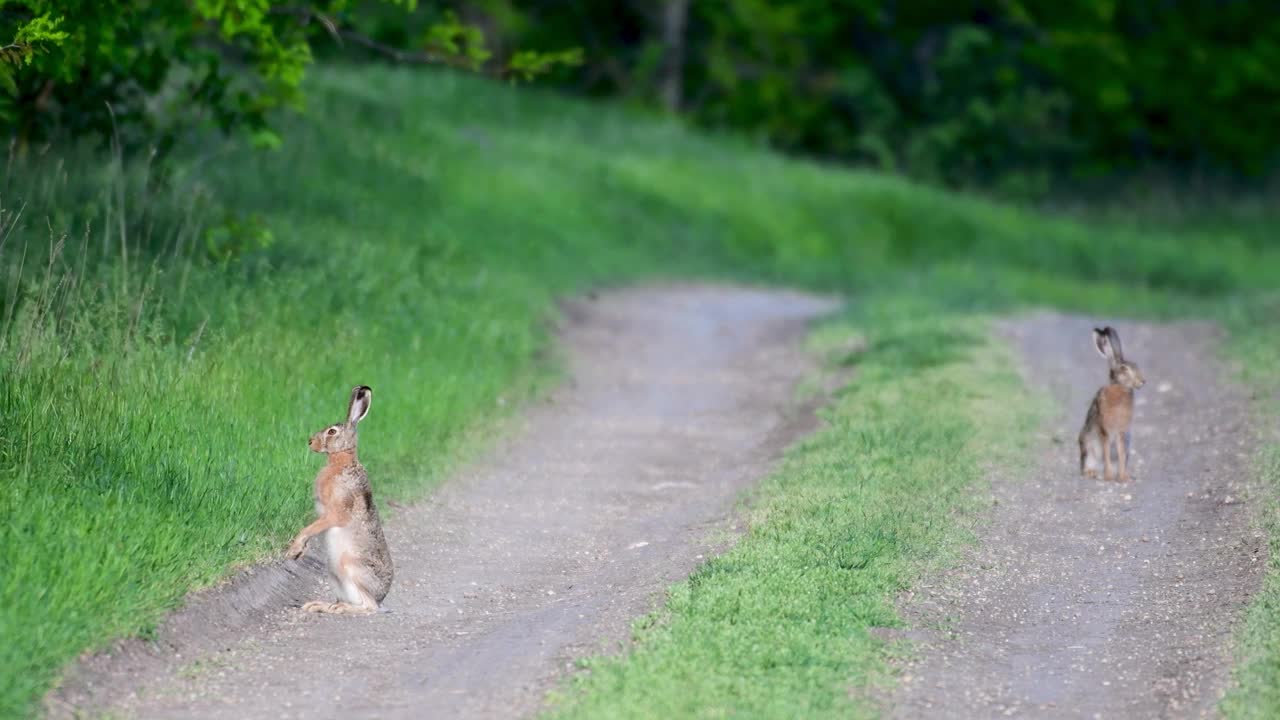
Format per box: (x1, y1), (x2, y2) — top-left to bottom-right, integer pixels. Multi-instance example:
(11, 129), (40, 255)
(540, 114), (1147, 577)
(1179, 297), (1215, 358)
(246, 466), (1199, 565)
(0, 1), (577, 154)
(2, 1), (1275, 188)
(451, 0), (1279, 188)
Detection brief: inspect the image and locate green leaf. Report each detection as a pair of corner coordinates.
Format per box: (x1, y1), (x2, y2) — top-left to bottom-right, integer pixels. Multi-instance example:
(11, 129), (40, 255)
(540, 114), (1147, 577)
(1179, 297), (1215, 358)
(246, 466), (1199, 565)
(249, 128), (282, 150)
(0, 65), (16, 96)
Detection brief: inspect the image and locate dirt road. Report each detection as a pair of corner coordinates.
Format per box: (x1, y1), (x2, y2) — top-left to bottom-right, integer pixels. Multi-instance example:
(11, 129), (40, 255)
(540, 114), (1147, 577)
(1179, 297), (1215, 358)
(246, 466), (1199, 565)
(50, 285), (835, 719)
(889, 313), (1263, 719)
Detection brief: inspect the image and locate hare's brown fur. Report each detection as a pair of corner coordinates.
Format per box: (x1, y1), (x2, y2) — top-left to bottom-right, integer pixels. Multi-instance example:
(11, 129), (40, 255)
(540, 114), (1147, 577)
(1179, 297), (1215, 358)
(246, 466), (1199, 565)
(1080, 384), (1135, 481)
(286, 386), (393, 614)
(1078, 327), (1145, 482)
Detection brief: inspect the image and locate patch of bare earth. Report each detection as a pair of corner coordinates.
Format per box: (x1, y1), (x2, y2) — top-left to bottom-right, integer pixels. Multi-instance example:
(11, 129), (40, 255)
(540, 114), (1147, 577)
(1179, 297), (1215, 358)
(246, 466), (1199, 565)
(47, 285), (836, 720)
(888, 312), (1264, 719)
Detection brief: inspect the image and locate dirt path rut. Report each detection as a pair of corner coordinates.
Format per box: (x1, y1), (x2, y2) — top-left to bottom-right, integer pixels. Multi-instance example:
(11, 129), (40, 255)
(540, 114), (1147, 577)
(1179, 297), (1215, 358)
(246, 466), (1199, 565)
(890, 312), (1263, 719)
(50, 285), (834, 719)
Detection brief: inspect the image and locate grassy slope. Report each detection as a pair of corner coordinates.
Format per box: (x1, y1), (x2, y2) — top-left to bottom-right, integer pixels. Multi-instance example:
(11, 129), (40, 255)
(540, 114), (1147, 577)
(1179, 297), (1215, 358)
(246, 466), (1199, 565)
(1, 65), (1277, 716)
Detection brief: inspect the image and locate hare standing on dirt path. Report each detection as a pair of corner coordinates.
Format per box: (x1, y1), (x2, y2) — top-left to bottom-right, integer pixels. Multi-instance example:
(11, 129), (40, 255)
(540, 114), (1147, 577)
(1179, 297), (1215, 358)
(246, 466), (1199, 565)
(286, 385), (394, 614)
(1079, 327), (1146, 482)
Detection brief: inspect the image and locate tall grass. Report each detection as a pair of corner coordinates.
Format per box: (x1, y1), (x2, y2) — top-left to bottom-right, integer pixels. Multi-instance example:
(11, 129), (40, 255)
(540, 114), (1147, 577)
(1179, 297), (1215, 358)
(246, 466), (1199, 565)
(2, 64), (1279, 716)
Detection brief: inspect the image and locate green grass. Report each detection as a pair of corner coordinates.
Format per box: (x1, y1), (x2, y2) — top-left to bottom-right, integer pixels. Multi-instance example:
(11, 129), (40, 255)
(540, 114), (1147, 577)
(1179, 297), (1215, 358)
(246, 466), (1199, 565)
(1223, 446), (1280, 719)
(1, 63), (1278, 717)
(546, 304), (1040, 719)
(1221, 338), (1280, 720)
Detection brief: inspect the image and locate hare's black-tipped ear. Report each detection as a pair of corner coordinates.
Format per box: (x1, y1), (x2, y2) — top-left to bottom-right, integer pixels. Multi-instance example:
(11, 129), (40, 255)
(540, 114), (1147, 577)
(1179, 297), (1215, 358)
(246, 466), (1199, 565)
(1105, 327), (1124, 360)
(347, 385), (372, 426)
(1092, 328), (1112, 361)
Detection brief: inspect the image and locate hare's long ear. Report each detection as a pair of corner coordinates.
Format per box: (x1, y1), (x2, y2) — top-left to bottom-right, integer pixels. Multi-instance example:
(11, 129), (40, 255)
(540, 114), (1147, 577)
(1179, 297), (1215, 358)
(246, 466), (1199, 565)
(1105, 327), (1124, 361)
(1092, 327), (1114, 363)
(347, 385), (372, 426)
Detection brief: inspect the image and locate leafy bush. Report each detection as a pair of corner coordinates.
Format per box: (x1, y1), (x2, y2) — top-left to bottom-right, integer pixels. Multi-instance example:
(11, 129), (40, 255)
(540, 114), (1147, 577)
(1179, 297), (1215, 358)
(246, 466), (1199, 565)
(0, 1), (577, 152)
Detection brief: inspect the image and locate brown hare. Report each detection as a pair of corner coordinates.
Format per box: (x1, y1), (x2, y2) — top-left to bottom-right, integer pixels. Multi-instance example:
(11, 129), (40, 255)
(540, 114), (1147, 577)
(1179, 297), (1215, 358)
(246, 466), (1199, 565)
(286, 385), (394, 614)
(1079, 327), (1146, 482)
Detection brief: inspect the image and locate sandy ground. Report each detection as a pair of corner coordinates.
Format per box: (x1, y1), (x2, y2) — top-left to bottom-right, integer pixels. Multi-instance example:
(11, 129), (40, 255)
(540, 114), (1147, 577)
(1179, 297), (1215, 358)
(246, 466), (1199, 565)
(888, 312), (1264, 719)
(48, 285), (837, 719)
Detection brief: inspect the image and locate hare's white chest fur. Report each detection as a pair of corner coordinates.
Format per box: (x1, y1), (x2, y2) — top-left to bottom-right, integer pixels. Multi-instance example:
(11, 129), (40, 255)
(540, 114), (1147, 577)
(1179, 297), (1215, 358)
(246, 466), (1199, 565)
(323, 525), (356, 575)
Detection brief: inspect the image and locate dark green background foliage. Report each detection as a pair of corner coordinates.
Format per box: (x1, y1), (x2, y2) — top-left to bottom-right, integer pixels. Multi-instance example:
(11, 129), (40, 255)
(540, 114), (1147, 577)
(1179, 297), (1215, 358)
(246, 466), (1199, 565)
(5, 1), (1278, 186)
(385, 0), (1280, 188)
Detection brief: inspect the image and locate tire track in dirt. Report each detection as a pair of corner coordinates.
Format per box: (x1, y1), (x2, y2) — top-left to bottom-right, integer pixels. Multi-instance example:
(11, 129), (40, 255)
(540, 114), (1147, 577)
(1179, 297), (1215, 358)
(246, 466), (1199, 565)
(48, 285), (836, 720)
(889, 312), (1263, 719)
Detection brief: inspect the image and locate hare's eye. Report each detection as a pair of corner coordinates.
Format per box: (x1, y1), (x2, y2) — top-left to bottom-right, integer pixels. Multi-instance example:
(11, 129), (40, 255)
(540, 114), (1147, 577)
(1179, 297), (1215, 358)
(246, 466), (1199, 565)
(326, 427), (338, 436)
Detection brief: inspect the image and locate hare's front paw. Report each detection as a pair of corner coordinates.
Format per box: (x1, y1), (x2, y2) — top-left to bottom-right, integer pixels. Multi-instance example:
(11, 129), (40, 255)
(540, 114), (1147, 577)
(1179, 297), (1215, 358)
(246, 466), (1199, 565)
(286, 539), (307, 560)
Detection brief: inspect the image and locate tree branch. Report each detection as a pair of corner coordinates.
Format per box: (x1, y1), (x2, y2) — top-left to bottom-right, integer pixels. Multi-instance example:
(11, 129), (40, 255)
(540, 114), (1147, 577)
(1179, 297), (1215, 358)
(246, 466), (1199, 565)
(271, 6), (470, 69)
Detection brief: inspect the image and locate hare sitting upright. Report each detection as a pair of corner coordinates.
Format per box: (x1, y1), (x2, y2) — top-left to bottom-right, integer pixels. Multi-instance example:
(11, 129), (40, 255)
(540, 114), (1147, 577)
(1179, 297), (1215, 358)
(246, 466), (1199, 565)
(1079, 327), (1146, 482)
(286, 385), (394, 614)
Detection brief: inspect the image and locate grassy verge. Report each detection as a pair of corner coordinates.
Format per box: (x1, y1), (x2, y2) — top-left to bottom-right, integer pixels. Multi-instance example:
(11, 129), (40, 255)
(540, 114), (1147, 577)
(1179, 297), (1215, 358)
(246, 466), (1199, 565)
(1, 63), (1278, 716)
(547, 303), (1040, 718)
(1223, 445), (1280, 719)
(1221, 327), (1280, 719)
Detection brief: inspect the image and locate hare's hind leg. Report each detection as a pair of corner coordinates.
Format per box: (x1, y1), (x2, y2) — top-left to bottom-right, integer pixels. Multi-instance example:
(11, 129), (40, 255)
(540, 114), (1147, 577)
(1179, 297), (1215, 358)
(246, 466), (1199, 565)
(1101, 430), (1116, 481)
(302, 591), (376, 615)
(334, 582), (379, 615)
(334, 554), (381, 614)
(1079, 430), (1101, 479)
(1116, 431), (1130, 482)
(1079, 435), (1087, 476)
(304, 600), (375, 615)
(301, 555), (379, 615)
